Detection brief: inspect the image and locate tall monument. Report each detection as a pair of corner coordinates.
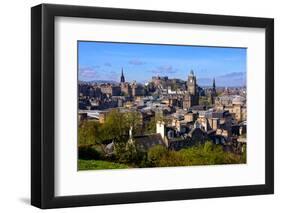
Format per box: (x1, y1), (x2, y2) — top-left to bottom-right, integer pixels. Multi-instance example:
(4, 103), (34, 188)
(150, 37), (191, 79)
(210, 78), (217, 104)
(120, 68), (125, 83)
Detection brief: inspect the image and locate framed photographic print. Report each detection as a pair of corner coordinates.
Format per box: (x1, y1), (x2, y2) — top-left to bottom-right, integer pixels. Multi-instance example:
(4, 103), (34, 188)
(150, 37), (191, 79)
(31, 3), (274, 209)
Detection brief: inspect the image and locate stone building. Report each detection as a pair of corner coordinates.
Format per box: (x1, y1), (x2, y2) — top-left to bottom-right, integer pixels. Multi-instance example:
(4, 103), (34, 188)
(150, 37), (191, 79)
(131, 81), (144, 97)
(184, 111), (197, 123)
(194, 110), (232, 139)
(100, 84), (121, 96)
(79, 84), (102, 98)
(182, 70), (199, 109)
(119, 70), (144, 97)
(121, 82), (132, 96)
(215, 95), (246, 122)
(182, 94), (192, 110)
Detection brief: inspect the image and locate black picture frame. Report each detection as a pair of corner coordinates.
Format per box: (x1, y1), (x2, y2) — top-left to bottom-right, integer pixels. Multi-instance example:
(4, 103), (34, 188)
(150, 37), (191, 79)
(31, 3), (274, 209)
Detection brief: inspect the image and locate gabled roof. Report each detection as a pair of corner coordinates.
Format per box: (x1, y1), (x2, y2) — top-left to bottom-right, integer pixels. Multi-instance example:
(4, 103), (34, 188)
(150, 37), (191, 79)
(190, 105), (206, 111)
(188, 127), (206, 138)
(134, 133), (165, 150)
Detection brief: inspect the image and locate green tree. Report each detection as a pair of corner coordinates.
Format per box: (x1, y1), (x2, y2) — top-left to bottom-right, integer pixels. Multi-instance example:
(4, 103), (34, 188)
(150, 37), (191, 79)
(145, 117), (157, 134)
(125, 111), (143, 135)
(78, 121), (102, 146)
(102, 109), (128, 139)
(102, 109), (142, 139)
(147, 145), (168, 167)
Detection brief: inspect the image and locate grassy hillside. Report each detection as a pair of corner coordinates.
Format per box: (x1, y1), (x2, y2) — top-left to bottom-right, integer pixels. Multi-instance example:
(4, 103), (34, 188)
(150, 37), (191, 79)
(78, 159), (130, 170)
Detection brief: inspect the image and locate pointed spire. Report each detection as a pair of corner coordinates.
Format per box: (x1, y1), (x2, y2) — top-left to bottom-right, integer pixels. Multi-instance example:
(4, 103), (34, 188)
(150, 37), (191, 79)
(120, 67), (125, 83)
(190, 69), (194, 76)
(213, 78), (216, 88)
(212, 77), (216, 97)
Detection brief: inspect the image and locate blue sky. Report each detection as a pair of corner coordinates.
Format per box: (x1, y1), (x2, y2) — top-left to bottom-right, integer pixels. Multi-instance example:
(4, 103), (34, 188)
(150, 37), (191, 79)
(78, 41), (247, 87)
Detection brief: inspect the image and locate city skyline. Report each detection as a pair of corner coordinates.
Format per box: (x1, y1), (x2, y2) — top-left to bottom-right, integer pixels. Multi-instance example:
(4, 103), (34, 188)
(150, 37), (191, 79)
(78, 41), (247, 170)
(78, 41), (247, 87)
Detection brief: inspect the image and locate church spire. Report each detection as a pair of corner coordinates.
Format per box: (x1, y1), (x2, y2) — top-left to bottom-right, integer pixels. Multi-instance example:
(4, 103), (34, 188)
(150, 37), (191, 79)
(209, 78), (217, 105)
(212, 77), (216, 96)
(120, 67), (125, 83)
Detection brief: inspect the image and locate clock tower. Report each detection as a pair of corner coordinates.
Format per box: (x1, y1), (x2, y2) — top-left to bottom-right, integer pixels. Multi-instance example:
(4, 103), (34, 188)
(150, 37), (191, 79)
(187, 70), (196, 95)
(185, 70), (199, 108)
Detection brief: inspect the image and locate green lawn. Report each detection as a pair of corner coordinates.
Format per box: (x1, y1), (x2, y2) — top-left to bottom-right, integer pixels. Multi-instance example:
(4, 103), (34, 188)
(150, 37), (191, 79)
(78, 159), (130, 170)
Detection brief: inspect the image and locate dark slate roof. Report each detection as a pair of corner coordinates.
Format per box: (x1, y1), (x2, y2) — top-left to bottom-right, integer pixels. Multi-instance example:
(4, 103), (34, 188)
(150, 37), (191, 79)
(168, 137), (192, 151)
(207, 130), (216, 135)
(205, 110), (231, 119)
(188, 127), (206, 137)
(134, 133), (165, 150)
(190, 105), (206, 111)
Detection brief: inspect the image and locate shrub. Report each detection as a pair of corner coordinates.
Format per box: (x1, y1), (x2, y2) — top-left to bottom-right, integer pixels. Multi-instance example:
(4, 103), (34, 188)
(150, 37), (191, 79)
(78, 145), (101, 160)
(146, 142), (243, 168)
(203, 141), (214, 153)
(117, 144), (146, 166)
(147, 145), (168, 167)
(158, 151), (186, 167)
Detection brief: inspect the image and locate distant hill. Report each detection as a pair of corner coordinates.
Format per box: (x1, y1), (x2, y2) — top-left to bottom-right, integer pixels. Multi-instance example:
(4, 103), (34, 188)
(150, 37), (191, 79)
(79, 80), (118, 84)
(198, 72), (246, 87)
